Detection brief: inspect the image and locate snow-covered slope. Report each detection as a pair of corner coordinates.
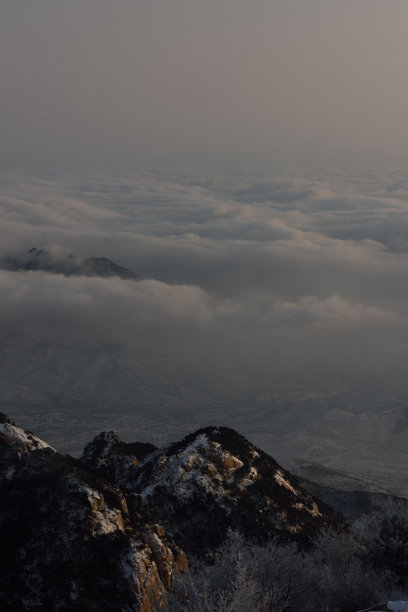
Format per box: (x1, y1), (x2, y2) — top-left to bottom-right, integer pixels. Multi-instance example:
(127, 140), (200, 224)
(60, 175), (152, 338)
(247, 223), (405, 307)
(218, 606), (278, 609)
(0, 414), (187, 611)
(2, 328), (408, 498)
(0, 416), (54, 453)
(83, 425), (343, 556)
(0, 415), (344, 609)
(0, 330), (227, 454)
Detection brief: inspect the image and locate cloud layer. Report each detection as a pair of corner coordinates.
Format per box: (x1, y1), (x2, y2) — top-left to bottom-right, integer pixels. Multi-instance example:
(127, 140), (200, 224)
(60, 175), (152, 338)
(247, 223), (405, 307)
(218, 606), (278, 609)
(1, 166), (408, 375)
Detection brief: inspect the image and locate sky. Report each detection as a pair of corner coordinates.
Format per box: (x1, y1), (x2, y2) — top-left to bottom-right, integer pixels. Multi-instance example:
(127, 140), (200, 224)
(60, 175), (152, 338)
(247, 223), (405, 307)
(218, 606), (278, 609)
(2, 1), (408, 169)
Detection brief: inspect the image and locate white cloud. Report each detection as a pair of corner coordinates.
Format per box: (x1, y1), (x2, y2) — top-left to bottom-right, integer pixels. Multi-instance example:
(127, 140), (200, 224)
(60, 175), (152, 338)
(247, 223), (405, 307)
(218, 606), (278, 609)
(1, 167), (408, 369)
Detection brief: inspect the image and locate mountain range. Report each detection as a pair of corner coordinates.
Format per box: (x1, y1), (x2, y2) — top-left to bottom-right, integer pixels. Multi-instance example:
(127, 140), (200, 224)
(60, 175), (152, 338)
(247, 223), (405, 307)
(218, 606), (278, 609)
(0, 415), (342, 611)
(2, 248), (408, 505)
(1, 326), (408, 504)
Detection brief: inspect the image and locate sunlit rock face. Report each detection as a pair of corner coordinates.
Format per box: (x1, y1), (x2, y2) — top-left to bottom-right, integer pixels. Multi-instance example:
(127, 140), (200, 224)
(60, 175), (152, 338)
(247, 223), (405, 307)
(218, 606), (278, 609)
(83, 425), (343, 557)
(0, 415), (341, 610)
(0, 414), (186, 612)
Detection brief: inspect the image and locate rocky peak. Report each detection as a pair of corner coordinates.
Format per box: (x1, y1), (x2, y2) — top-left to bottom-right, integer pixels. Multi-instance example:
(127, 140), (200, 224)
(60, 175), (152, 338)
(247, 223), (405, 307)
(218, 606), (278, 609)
(0, 415), (187, 612)
(84, 426), (343, 557)
(0, 412), (55, 484)
(0, 248), (141, 281)
(0, 417), (343, 610)
(0, 413), (54, 453)
(82, 431), (157, 484)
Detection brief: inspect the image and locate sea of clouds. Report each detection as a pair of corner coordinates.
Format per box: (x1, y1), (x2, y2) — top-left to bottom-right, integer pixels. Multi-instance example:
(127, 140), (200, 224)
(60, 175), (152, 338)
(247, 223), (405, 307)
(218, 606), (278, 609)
(3, 166), (408, 486)
(1, 166), (407, 373)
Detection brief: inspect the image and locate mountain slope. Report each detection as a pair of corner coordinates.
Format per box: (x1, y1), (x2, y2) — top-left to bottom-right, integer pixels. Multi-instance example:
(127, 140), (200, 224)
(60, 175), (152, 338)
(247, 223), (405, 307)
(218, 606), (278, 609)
(2, 328), (408, 498)
(82, 425), (343, 557)
(0, 416), (343, 610)
(0, 330), (228, 455)
(0, 414), (187, 612)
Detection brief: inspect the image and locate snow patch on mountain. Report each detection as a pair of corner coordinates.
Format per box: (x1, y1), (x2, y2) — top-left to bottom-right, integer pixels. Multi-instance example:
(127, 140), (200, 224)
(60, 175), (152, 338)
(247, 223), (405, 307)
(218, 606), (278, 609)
(0, 420), (55, 454)
(135, 433), (245, 504)
(68, 476), (125, 535)
(274, 469), (298, 496)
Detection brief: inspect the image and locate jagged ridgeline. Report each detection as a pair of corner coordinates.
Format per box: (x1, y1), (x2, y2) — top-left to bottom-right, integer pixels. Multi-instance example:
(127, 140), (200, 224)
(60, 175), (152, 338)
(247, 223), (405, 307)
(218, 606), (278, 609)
(0, 413), (342, 611)
(0, 247), (141, 280)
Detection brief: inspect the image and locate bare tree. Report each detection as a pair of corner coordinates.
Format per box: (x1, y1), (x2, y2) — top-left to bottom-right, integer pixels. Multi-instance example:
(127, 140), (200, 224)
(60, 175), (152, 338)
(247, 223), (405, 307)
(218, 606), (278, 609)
(168, 526), (393, 612)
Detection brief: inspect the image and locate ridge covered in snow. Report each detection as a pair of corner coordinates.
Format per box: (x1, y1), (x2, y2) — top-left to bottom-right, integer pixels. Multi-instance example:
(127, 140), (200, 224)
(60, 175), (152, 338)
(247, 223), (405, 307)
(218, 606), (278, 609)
(0, 415), (342, 610)
(0, 414), (186, 611)
(83, 425), (342, 556)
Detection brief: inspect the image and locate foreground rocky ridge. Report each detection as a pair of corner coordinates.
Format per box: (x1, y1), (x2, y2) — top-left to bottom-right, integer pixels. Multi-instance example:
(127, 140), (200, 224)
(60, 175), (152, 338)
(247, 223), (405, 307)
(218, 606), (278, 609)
(0, 414), (342, 611)
(82, 426), (343, 557)
(0, 415), (186, 612)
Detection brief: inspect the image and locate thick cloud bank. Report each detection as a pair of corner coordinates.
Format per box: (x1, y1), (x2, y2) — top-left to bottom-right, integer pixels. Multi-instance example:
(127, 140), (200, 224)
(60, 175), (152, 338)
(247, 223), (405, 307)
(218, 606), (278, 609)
(1, 167), (407, 369)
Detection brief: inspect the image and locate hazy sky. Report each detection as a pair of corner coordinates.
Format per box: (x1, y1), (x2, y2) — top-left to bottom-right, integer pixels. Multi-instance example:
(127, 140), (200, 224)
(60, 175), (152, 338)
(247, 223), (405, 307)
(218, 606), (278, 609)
(2, 1), (408, 169)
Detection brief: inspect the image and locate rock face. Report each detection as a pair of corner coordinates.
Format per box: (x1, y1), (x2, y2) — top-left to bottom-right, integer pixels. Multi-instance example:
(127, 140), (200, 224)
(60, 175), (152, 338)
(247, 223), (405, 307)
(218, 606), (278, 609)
(0, 416), (342, 610)
(82, 426), (343, 557)
(0, 414), (186, 612)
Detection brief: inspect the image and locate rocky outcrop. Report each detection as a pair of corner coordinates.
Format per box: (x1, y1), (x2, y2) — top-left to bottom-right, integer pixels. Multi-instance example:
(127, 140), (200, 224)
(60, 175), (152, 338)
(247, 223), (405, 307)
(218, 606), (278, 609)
(0, 414), (186, 612)
(83, 425), (344, 557)
(82, 430), (157, 485)
(0, 415), (343, 610)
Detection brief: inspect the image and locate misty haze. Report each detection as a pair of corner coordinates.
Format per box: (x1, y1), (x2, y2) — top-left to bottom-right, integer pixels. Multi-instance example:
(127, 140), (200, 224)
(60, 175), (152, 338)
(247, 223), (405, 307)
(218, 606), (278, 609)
(1, 167), (408, 497)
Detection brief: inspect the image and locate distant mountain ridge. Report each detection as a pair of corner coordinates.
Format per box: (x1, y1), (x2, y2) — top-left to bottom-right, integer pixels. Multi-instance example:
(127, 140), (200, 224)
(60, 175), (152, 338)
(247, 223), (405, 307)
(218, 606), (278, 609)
(0, 247), (140, 280)
(0, 329), (228, 456)
(2, 328), (408, 500)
